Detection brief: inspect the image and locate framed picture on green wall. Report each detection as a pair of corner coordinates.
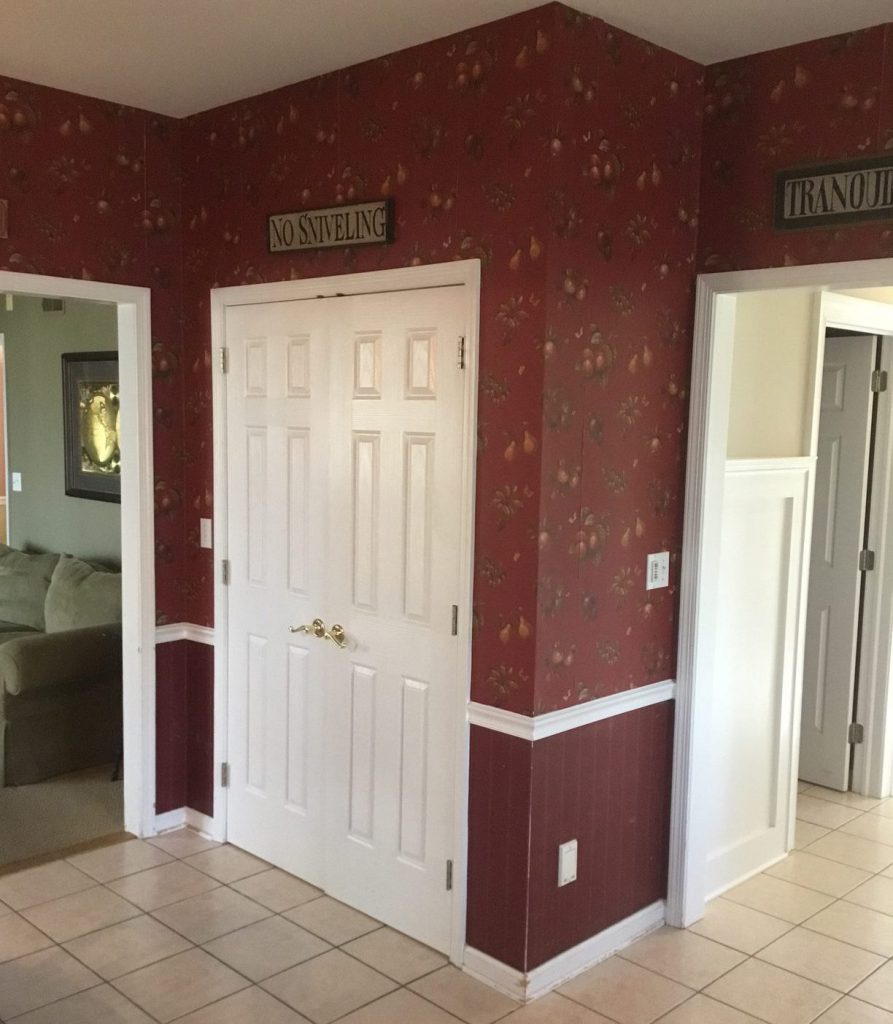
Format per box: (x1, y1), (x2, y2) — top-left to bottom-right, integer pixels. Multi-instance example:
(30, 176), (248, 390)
(61, 352), (121, 503)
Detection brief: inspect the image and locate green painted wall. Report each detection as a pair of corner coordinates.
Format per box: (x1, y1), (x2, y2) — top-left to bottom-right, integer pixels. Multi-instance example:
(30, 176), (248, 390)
(0, 296), (120, 563)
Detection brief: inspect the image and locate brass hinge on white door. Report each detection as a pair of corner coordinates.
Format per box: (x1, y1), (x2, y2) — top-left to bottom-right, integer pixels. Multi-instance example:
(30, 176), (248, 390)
(446, 859), (453, 891)
(458, 336), (466, 370)
(859, 550), (876, 572)
(222, 559), (231, 585)
(872, 369), (888, 393)
(220, 347), (229, 374)
(849, 723), (865, 744)
(220, 762), (231, 787)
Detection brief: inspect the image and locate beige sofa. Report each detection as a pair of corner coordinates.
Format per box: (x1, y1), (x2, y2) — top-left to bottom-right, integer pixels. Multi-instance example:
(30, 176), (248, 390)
(0, 545), (122, 787)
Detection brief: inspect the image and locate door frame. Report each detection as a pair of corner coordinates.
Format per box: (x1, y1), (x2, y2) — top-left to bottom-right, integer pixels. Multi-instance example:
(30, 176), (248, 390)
(668, 258), (893, 928)
(210, 259), (481, 964)
(0, 271), (156, 837)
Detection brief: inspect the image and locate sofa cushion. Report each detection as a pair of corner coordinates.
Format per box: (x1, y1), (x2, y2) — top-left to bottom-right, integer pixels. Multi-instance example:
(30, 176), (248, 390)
(45, 555), (122, 632)
(0, 545), (60, 631)
(0, 620), (38, 636)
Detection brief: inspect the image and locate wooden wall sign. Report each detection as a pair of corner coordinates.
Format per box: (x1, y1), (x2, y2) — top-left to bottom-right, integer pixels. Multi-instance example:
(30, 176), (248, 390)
(775, 154), (893, 231)
(269, 199), (394, 253)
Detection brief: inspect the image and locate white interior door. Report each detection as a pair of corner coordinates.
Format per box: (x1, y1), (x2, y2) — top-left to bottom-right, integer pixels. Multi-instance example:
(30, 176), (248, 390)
(225, 286), (468, 953)
(799, 334), (877, 790)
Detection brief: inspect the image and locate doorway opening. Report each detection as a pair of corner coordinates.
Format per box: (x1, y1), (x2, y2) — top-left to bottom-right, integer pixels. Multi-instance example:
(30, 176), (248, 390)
(669, 261), (893, 929)
(211, 260), (480, 964)
(0, 272), (155, 867)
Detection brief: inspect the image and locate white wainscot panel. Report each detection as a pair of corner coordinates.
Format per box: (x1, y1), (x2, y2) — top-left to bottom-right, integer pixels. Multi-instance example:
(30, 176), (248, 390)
(404, 433), (434, 622)
(705, 462), (808, 898)
(399, 677), (429, 863)
(349, 666), (376, 842)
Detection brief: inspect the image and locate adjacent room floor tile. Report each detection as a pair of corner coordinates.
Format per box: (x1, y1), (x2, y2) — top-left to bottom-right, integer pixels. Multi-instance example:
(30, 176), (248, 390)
(111, 947), (248, 1023)
(337, 988), (464, 1024)
(689, 898), (792, 954)
(756, 926), (884, 992)
(410, 966), (520, 1024)
(557, 957), (692, 1024)
(151, 885), (270, 943)
(342, 927), (448, 984)
(0, 947), (99, 1019)
(805, 787), (882, 811)
(66, 839), (173, 883)
(0, 861), (95, 911)
(9, 983), (156, 1023)
(846, 876), (893, 916)
(841, 814), (893, 846)
(499, 991), (616, 1023)
(147, 830), (221, 860)
(704, 959), (838, 1024)
(63, 914), (192, 980)
(723, 873), (833, 923)
(805, 901), (893, 957)
(108, 861), (219, 911)
(284, 896), (382, 945)
(0, 914), (54, 963)
(619, 927), (745, 989)
(854, 960), (893, 1012)
(231, 868), (323, 912)
(172, 985), (312, 1024)
(654, 994), (764, 1023)
(262, 948), (397, 1024)
(814, 996), (893, 1022)
(795, 820), (830, 849)
(21, 885), (140, 943)
(203, 915), (330, 981)
(796, 795), (863, 829)
(805, 832), (893, 873)
(765, 850), (872, 896)
(183, 846), (269, 884)
(870, 800), (893, 820)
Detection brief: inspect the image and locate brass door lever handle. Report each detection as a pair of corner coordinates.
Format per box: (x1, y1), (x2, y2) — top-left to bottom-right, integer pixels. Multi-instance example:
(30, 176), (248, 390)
(289, 618), (348, 648)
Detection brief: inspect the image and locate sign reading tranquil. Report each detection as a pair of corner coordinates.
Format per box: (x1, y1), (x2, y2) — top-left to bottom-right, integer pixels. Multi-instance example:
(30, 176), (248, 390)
(269, 199), (394, 253)
(776, 155), (893, 231)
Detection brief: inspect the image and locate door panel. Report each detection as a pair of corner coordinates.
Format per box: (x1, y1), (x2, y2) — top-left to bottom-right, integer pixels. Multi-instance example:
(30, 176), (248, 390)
(799, 335), (876, 790)
(226, 287), (466, 953)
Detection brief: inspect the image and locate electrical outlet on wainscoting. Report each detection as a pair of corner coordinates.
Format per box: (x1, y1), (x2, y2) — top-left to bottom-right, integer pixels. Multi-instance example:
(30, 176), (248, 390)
(558, 839), (578, 886)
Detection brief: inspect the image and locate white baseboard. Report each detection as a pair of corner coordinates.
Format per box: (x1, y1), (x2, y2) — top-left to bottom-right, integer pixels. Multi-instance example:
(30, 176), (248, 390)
(155, 623), (216, 646)
(152, 806), (217, 838)
(185, 807), (216, 837)
(463, 900), (665, 1002)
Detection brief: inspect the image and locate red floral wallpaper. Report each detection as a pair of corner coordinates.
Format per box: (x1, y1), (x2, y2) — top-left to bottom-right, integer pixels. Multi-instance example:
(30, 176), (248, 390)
(179, 3), (703, 714)
(0, 78), (187, 624)
(699, 24), (893, 272)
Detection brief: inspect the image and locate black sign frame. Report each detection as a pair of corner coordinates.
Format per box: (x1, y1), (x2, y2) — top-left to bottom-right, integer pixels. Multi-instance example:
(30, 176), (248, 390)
(775, 153), (893, 232)
(268, 198), (395, 254)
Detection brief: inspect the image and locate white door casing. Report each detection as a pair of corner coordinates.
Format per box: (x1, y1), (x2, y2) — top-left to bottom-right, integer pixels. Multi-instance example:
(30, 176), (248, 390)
(224, 282), (470, 954)
(799, 335), (876, 790)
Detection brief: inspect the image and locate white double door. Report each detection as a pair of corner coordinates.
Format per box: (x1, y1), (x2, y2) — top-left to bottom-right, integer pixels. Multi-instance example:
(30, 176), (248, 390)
(224, 286), (467, 953)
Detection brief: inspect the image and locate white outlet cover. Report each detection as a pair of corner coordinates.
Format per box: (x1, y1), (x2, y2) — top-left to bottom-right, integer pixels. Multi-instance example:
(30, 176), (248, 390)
(646, 551), (670, 591)
(558, 839), (578, 887)
(11, 472), (21, 492)
(200, 517), (213, 549)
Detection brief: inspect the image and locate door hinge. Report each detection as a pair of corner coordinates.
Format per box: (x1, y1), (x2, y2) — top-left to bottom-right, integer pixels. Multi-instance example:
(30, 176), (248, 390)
(859, 550), (876, 572)
(458, 336), (466, 370)
(220, 762), (231, 788)
(849, 723), (865, 745)
(222, 559), (231, 585)
(451, 605), (459, 636)
(446, 859), (453, 891)
(872, 369), (888, 393)
(220, 347), (229, 374)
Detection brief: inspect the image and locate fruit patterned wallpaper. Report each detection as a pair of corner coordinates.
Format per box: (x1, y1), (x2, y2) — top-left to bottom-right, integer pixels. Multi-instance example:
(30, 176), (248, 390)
(179, 2), (703, 714)
(0, 82), (187, 622)
(699, 24), (893, 271)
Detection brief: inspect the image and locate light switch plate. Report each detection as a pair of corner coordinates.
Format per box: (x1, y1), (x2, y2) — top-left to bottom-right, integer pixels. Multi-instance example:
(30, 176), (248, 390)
(558, 839), (578, 887)
(11, 472), (21, 492)
(646, 551), (670, 590)
(200, 517), (213, 549)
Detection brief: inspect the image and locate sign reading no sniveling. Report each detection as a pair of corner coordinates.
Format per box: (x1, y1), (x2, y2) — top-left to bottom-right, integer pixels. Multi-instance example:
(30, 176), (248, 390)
(269, 199), (395, 253)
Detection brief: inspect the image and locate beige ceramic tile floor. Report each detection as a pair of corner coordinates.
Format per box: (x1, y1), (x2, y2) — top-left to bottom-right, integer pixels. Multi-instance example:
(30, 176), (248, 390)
(3, 787), (893, 1022)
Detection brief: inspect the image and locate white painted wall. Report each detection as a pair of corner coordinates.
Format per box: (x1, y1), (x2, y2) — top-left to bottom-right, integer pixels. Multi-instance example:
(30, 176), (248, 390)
(727, 289), (816, 459)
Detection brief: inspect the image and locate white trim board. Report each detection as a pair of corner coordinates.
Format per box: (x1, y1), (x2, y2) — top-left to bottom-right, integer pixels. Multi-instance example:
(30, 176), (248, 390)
(210, 259), (481, 961)
(669, 260), (893, 931)
(467, 679), (676, 742)
(155, 623), (216, 645)
(153, 807), (217, 838)
(0, 271), (155, 840)
(463, 900), (665, 1002)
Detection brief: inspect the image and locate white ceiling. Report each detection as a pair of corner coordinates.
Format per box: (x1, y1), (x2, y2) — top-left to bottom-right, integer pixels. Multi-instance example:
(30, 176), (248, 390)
(3, 0), (892, 118)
